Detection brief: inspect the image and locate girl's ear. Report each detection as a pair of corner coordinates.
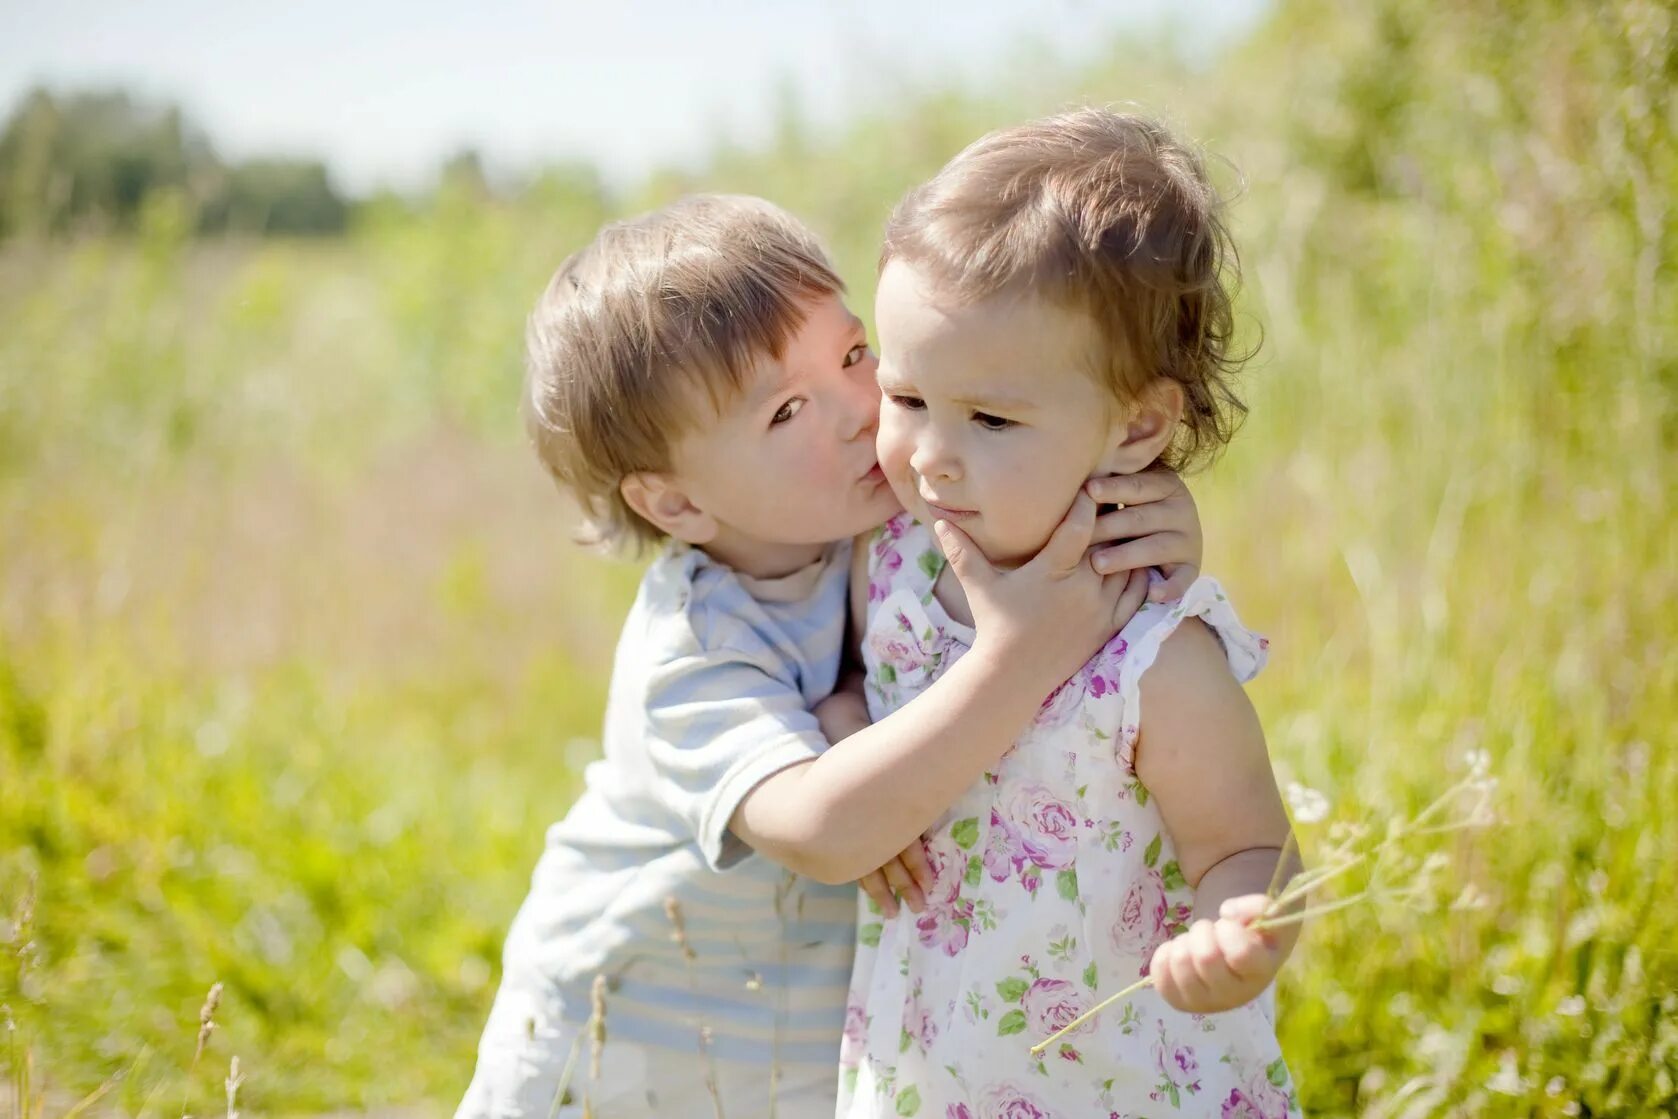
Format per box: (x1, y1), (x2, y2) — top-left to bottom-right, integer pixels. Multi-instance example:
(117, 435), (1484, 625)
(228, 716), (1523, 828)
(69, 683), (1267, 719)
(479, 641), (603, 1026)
(620, 473), (718, 545)
(1107, 380), (1186, 474)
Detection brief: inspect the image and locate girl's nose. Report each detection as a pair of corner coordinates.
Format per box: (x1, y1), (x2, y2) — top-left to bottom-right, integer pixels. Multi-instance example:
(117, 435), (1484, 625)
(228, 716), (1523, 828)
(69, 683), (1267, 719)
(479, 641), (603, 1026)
(909, 427), (960, 482)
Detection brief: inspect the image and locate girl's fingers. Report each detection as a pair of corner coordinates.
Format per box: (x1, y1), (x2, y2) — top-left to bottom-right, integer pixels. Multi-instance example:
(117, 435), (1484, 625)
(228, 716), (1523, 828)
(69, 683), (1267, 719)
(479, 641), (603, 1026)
(1084, 470), (1186, 507)
(933, 519), (994, 593)
(1213, 917), (1264, 983)
(1031, 489), (1098, 575)
(858, 869), (898, 919)
(1107, 566), (1150, 630)
(1091, 531), (1192, 576)
(1149, 562), (1199, 603)
(1161, 939), (1210, 1012)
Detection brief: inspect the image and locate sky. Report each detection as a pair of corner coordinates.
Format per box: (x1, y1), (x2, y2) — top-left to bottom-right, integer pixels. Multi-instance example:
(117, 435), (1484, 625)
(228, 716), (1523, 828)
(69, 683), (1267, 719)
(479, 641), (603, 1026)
(0, 0), (1269, 193)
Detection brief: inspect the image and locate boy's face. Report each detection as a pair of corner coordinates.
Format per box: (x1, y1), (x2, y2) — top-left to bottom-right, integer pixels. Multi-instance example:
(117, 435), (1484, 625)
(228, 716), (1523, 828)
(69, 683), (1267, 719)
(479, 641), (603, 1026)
(663, 292), (900, 576)
(874, 260), (1129, 569)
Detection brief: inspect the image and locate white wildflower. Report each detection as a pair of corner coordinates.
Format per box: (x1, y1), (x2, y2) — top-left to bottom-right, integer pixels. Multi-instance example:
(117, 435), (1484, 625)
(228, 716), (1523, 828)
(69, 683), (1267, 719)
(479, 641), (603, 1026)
(1285, 781), (1330, 824)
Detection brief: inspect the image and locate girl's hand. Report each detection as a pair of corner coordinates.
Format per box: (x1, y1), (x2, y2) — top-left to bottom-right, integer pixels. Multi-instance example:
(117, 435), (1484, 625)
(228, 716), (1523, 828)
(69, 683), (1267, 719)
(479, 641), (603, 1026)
(857, 836), (935, 919)
(1148, 894), (1284, 1014)
(1084, 470), (1203, 602)
(937, 490), (1150, 690)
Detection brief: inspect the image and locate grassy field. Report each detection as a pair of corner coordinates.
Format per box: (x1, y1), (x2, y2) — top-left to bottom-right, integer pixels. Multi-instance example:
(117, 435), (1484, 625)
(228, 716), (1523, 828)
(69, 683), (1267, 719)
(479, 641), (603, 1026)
(2, 2), (1674, 1116)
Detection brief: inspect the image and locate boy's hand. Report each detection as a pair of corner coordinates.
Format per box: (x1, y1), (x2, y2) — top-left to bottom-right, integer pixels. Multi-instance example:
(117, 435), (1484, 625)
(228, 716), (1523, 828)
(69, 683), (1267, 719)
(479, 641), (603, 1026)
(1084, 470), (1203, 602)
(814, 689), (871, 746)
(1148, 894), (1283, 1014)
(938, 490), (1151, 689)
(857, 837), (935, 919)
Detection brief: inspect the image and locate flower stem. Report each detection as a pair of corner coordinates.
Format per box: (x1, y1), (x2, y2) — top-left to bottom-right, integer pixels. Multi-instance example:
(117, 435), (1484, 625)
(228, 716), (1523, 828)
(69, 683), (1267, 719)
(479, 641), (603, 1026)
(1028, 976), (1154, 1057)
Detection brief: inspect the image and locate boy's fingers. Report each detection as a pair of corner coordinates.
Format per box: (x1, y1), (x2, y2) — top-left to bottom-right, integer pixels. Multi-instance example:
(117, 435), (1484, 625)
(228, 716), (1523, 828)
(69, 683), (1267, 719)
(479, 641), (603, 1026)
(1033, 490), (1097, 575)
(882, 857), (923, 914)
(1091, 531), (1190, 576)
(1085, 470), (1185, 507)
(1149, 563), (1200, 603)
(934, 520), (993, 592)
(858, 870), (897, 918)
(1091, 502), (1165, 546)
(901, 838), (937, 896)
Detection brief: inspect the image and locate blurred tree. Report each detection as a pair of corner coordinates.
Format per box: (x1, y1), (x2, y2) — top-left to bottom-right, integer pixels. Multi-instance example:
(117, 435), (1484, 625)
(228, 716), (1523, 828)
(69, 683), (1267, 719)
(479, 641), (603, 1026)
(0, 87), (217, 236)
(0, 86), (352, 238)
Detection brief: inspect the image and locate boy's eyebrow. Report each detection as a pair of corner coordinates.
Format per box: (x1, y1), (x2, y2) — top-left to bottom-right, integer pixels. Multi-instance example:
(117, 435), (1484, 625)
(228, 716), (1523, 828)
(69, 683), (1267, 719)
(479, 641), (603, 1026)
(745, 312), (868, 411)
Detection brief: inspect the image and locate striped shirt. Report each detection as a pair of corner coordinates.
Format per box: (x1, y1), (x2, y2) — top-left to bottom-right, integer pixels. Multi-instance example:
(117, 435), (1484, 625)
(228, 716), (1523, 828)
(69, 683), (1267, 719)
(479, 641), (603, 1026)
(460, 539), (856, 1117)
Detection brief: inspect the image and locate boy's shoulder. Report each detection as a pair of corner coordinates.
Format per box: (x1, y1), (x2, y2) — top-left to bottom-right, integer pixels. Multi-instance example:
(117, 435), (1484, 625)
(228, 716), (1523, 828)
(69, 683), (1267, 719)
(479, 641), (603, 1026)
(629, 539), (851, 667)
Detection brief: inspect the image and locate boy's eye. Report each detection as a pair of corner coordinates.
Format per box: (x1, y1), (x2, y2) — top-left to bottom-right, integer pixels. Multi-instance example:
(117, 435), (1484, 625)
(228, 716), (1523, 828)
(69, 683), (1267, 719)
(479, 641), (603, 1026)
(842, 343), (870, 368)
(771, 397), (805, 426)
(973, 411), (1014, 431)
(887, 394), (924, 411)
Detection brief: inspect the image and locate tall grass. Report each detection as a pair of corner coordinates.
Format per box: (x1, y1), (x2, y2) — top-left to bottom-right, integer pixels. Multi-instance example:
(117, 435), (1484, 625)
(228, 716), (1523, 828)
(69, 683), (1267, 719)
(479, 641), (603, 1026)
(2, 1), (1673, 1114)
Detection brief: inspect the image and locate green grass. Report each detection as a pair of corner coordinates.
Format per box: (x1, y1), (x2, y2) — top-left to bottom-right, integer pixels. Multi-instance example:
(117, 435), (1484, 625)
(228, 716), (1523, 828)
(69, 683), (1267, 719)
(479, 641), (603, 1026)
(2, 1), (1674, 1115)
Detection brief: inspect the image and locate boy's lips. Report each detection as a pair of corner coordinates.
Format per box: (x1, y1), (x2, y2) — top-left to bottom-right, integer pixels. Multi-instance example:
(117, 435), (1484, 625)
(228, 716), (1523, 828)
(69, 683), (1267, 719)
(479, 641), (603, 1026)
(860, 463), (887, 486)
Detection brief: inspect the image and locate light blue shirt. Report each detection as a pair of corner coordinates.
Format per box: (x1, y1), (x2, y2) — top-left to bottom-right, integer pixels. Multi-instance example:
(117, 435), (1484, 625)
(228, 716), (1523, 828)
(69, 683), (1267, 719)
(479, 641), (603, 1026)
(496, 539), (857, 1070)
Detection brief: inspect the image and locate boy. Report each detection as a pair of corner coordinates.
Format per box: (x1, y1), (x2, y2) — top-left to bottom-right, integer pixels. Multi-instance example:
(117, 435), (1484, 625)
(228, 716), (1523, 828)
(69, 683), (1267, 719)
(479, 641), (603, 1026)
(457, 194), (1203, 1118)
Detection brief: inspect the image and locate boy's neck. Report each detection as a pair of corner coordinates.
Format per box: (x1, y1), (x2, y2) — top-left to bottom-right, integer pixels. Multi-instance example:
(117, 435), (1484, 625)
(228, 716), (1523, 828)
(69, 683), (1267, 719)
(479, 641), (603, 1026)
(700, 532), (830, 581)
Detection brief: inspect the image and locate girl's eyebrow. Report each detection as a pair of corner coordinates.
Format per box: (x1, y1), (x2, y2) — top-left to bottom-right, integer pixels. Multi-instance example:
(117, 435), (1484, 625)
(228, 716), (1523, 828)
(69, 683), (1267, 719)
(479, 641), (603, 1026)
(952, 391), (1037, 413)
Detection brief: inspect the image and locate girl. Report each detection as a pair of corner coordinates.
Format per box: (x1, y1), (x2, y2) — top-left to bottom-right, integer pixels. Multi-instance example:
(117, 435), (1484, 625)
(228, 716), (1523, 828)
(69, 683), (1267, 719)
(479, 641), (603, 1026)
(834, 109), (1303, 1118)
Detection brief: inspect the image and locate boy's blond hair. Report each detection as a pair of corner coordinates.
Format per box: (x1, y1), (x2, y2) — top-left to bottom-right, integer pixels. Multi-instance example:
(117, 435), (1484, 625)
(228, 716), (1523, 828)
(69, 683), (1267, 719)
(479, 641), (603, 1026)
(524, 194), (844, 549)
(882, 108), (1248, 469)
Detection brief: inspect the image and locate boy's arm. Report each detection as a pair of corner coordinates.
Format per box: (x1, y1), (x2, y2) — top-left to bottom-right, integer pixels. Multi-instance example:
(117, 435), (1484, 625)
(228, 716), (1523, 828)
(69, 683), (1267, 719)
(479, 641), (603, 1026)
(730, 496), (1149, 885)
(1132, 620), (1302, 1013)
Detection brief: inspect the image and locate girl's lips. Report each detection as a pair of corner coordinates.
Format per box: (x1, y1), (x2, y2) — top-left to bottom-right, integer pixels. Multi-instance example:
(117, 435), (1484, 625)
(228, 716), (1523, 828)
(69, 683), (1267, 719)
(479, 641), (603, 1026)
(925, 500), (976, 521)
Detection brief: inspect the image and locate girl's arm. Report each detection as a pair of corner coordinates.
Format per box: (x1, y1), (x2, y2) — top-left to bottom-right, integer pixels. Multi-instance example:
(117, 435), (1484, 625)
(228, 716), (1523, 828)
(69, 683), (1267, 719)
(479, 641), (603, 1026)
(731, 492), (1149, 885)
(1134, 619), (1302, 1013)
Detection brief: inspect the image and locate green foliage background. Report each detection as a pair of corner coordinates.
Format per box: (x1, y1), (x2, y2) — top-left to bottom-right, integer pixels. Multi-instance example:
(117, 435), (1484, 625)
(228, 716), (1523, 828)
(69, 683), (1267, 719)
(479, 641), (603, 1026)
(2, 2), (1674, 1115)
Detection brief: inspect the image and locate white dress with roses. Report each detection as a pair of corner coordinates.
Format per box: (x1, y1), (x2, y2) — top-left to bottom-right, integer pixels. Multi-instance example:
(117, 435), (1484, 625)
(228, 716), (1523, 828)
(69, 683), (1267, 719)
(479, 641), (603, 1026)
(836, 514), (1301, 1119)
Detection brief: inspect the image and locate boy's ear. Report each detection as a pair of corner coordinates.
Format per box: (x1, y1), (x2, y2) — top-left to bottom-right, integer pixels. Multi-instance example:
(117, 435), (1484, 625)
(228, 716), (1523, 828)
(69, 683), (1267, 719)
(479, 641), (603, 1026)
(1106, 379), (1185, 475)
(620, 472), (718, 545)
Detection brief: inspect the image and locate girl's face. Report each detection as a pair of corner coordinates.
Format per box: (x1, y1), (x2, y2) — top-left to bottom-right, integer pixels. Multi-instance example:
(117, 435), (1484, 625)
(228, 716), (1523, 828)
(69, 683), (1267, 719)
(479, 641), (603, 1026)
(873, 260), (1131, 568)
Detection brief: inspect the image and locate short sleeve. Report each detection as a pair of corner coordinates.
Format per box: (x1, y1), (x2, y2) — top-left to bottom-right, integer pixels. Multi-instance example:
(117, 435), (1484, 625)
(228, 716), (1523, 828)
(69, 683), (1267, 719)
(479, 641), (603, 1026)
(642, 636), (830, 872)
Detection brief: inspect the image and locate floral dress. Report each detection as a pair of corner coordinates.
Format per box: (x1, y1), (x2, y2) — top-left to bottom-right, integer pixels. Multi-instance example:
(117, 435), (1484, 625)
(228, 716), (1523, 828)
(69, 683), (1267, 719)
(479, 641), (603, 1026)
(837, 514), (1301, 1119)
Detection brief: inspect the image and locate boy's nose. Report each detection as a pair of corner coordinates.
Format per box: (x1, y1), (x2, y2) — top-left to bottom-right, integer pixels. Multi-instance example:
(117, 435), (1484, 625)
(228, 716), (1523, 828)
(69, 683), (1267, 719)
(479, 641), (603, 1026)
(839, 379), (879, 442)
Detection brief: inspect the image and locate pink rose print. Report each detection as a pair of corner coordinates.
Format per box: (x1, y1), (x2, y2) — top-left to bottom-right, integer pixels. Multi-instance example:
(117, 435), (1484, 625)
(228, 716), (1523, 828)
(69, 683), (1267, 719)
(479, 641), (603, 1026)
(946, 1107), (973, 1119)
(978, 1083), (1049, 1119)
(1022, 977), (1092, 1038)
(1220, 1074), (1291, 1119)
(916, 898), (973, 956)
(1004, 784), (1080, 870)
(1083, 635), (1127, 699)
(839, 1001), (866, 1069)
(984, 808), (1024, 882)
(921, 833), (965, 909)
(1033, 675), (1083, 728)
(868, 546), (903, 603)
(1155, 1039), (1202, 1089)
(1110, 865), (1169, 961)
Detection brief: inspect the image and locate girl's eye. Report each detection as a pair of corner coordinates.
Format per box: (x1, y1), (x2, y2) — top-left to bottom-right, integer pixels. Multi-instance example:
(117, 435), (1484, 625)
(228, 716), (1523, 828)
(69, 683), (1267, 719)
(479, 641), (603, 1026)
(887, 394), (925, 411)
(771, 398), (806, 426)
(842, 343), (870, 368)
(974, 411), (1014, 431)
